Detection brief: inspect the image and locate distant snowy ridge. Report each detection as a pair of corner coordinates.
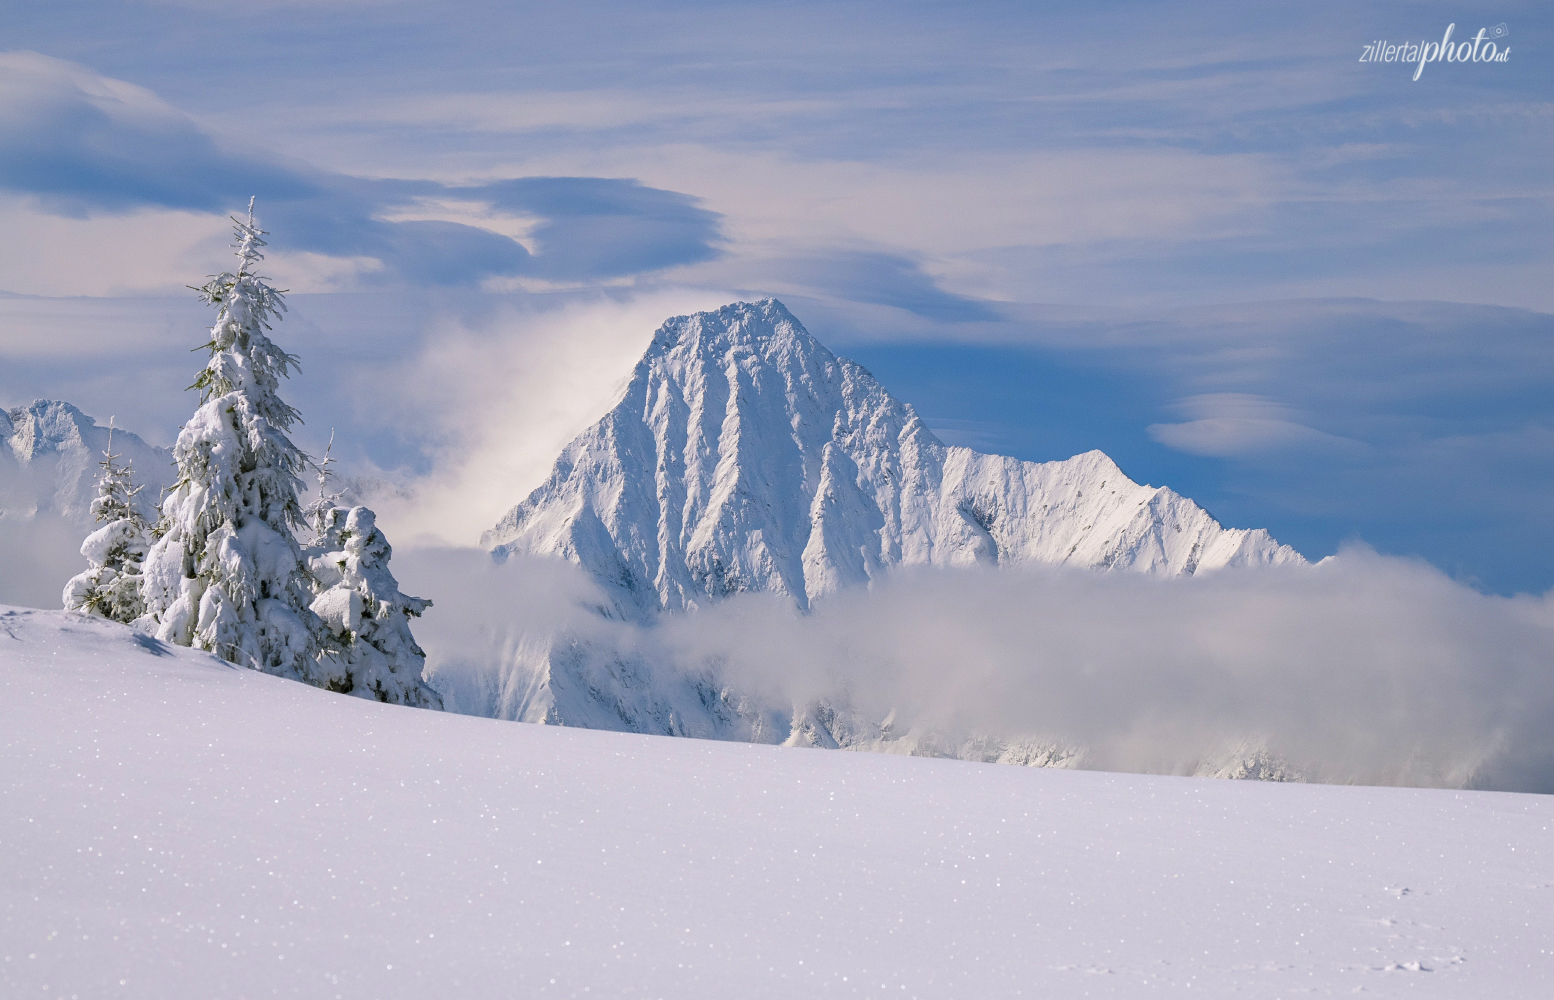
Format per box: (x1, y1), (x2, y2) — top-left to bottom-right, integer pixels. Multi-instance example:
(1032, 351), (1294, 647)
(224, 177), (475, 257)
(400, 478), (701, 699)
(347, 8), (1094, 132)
(1, 400), (173, 526)
(449, 301), (1304, 774)
(484, 299), (1299, 619)
(0, 401), (176, 607)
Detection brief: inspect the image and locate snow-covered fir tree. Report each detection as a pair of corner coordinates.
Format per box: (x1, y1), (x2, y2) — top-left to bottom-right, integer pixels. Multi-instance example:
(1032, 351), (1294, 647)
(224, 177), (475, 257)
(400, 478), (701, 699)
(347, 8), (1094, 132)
(306, 505), (442, 708)
(135, 200), (441, 708)
(136, 200), (333, 682)
(304, 430), (343, 544)
(62, 419), (151, 622)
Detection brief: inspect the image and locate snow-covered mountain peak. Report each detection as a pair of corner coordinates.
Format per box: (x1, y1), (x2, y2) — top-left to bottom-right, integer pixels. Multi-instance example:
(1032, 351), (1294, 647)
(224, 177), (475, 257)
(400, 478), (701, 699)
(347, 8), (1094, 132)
(484, 300), (1302, 617)
(2, 400), (172, 524)
(646, 297), (812, 356)
(6, 399), (112, 465)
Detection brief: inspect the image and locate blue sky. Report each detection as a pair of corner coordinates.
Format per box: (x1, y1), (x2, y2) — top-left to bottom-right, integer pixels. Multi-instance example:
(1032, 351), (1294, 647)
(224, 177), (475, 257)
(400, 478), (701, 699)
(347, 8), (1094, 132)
(1, 0), (1551, 592)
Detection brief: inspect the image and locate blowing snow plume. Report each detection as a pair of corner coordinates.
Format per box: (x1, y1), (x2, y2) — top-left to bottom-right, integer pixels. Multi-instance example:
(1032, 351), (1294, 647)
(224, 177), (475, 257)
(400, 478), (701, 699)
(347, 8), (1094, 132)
(395, 546), (1554, 793)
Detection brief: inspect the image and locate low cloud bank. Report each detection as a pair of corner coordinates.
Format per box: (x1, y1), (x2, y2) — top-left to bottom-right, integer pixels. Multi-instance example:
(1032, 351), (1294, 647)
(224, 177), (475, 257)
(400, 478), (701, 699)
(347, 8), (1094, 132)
(0, 512), (85, 609)
(397, 546), (1554, 792)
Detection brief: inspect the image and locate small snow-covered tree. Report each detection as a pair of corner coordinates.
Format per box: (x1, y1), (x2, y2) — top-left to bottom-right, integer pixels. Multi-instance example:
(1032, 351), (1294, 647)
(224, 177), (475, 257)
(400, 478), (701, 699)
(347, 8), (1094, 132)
(63, 419), (151, 622)
(304, 430), (343, 543)
(307, 505), (442, 708)
(136, 200), (330, 681)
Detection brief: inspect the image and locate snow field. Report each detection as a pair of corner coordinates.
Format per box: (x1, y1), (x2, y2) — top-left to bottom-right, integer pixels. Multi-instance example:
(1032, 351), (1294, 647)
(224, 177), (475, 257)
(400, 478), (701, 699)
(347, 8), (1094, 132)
(2, 605), (1551, 998)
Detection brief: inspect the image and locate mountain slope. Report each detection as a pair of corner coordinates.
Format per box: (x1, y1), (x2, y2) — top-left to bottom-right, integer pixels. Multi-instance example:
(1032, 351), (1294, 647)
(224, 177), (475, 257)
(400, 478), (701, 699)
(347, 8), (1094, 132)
(483, 299), (1299, 618)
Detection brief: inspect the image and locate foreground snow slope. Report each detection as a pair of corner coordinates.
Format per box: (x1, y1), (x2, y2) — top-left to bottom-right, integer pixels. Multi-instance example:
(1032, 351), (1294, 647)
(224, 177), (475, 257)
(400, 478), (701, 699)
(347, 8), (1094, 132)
(3, 607), (1551, 999)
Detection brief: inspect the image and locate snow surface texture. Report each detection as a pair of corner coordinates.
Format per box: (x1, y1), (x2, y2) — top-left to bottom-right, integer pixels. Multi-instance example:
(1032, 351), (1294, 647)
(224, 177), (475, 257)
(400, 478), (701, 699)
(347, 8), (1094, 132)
(0, 401), (173, 607)
(465, 300), (1301, 762)
(3, 606), (1551, 999)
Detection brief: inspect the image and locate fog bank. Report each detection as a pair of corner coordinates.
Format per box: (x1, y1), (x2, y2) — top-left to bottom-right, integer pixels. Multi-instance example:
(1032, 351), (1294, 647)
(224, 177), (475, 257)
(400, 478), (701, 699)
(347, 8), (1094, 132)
(397, 546), (1554, 792)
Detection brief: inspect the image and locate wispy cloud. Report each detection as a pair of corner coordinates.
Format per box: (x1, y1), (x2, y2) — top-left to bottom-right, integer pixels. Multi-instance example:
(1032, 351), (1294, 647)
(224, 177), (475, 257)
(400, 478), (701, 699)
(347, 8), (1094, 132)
(1148, 394), (1369, 459)
(0, 52), (724, 288)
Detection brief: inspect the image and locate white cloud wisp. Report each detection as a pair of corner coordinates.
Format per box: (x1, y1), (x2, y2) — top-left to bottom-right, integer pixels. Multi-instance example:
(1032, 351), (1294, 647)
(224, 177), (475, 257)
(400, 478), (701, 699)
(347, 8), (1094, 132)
(360, 289), (736, 545)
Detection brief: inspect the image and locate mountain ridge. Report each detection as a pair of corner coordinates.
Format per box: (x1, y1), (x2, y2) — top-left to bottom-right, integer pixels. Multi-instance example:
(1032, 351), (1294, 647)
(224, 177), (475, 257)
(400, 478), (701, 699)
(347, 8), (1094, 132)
(483, 298), (1301, 619)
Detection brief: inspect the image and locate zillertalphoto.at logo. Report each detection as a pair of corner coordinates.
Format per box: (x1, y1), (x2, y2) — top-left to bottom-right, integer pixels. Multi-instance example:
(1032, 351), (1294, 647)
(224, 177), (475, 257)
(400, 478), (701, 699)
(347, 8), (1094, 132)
(1359, 23), (1511, 81)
